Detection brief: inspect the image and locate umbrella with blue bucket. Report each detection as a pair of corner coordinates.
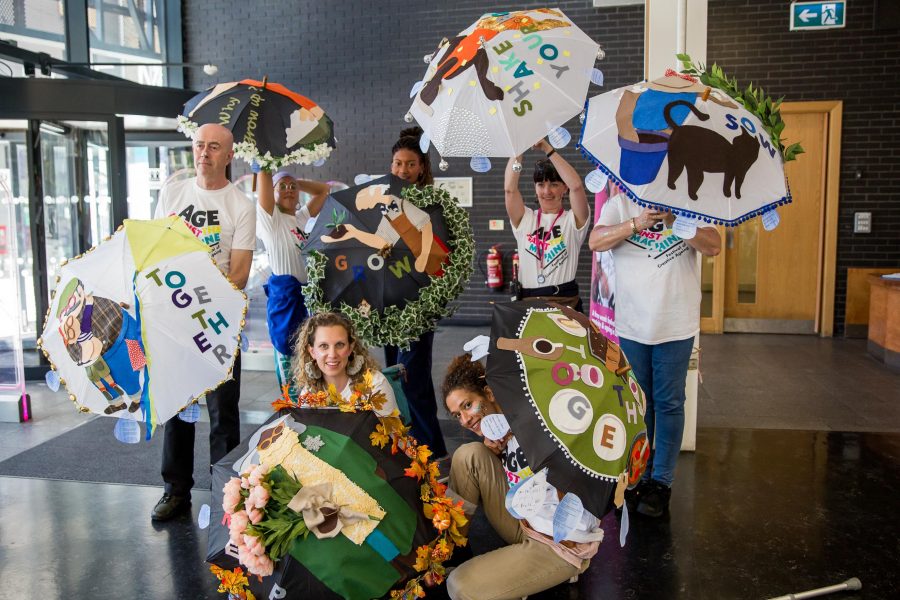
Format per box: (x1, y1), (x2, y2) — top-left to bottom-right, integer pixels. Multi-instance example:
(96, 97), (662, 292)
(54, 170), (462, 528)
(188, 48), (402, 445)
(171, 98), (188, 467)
(578, 64), (802, 234)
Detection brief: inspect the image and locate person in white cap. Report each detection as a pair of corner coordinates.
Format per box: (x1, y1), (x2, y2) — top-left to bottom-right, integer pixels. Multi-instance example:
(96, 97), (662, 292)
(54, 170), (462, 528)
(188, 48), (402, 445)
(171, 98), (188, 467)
(256, 169), (330, 398)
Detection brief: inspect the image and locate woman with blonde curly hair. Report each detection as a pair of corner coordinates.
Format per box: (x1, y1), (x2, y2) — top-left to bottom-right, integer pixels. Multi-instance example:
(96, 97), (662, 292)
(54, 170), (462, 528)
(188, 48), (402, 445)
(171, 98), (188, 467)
(291, 311), (397, 417)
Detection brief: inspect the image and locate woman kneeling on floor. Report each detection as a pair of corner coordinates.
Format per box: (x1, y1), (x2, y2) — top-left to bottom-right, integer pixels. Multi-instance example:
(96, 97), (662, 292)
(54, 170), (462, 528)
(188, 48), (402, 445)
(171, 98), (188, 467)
(441, 354), (602, 600)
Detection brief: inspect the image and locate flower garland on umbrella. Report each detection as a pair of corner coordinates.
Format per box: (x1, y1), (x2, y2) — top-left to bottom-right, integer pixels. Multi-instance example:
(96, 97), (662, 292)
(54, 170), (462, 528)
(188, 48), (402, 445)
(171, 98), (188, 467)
(176, 115), (333, 171)
(214, 373), (467, 598)
(304, 184), (474, 348)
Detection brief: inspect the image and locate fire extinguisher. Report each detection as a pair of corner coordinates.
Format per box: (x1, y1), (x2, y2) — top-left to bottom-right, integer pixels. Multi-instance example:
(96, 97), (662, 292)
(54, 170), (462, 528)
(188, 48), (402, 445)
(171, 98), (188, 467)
(485, 244), (504, 291)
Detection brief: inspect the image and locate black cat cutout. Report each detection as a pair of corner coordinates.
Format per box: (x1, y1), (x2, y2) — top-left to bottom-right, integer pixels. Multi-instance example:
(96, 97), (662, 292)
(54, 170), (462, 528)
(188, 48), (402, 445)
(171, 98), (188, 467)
(663, 100), (760, 200)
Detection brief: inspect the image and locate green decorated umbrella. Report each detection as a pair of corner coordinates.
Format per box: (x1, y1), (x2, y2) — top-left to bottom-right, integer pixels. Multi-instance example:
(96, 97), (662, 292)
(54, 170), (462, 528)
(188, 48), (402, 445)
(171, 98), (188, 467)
(485, 301), (649, 518)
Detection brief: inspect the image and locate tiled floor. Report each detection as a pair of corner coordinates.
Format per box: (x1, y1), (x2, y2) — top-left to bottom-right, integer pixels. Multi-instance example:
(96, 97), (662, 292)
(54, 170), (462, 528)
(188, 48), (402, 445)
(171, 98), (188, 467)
(1, 328), (899, 599)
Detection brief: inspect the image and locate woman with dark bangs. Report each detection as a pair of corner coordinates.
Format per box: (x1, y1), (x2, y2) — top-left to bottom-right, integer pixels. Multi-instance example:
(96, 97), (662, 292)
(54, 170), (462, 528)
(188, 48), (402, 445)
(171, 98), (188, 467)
(505, 138), (589, 312)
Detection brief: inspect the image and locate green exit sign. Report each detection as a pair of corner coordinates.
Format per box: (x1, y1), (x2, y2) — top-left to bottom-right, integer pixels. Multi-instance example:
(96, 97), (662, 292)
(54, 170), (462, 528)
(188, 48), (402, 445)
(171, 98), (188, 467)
(790, 1), (846, 30)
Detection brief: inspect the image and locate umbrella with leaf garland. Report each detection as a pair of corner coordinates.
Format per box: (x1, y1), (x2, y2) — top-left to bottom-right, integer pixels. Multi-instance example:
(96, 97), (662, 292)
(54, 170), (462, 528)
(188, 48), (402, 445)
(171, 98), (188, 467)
(577, 55), (803, 235)
(208, 382), (467, 600)
(302, 176), (474, 348)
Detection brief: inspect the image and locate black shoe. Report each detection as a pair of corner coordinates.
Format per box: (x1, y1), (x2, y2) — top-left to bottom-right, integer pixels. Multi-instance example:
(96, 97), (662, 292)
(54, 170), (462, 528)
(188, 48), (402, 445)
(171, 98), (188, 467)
(624, 479), (650, 511)
(636, 479), (671, 518)
(151, 493), (191, 521)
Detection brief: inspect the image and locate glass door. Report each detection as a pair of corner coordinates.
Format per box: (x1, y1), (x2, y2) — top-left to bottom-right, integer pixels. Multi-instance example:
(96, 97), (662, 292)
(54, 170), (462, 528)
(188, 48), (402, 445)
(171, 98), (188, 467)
(4, 120), (116, 374)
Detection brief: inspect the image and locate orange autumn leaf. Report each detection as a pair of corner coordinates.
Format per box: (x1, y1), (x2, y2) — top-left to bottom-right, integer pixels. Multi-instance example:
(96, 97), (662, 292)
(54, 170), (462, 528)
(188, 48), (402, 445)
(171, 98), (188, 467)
(413, 544), (432, 572)
(405, 461), (427, 480)
(416, 445), (432, 464)
(370, 425), (390, 449)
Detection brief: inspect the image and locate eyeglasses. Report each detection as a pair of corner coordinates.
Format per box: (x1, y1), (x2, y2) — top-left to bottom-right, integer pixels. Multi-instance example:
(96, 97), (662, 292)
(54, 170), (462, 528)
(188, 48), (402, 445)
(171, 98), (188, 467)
(277, 182), (298, 191)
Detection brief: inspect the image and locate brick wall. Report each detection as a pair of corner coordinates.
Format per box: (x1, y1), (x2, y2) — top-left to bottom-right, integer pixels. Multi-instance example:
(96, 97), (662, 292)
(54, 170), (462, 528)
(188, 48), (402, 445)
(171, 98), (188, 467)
(182, 0), (645, 324)
(183, 0), (899, 333)
(706, 0), (900, 334)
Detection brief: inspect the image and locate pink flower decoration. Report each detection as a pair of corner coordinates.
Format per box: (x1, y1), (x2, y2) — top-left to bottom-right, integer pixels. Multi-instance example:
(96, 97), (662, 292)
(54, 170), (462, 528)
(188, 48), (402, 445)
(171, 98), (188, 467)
(247, 485), (270, 510)
(248, 464), (270, 487)
(247, 506), (264, 524)
(254, 554), (275, 577)
(243, 533), (266, 557)
(222, 478), (244, 514)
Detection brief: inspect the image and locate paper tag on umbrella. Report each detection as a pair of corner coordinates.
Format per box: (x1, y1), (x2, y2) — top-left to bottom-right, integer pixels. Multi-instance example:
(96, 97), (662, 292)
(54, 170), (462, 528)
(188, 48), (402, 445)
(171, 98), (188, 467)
(506, 468), (552, 520)
(480, 413), (510, 441)
(673, 215), (698, 239)
(552, 492), (585, 543)
(762, 208), (780, 231)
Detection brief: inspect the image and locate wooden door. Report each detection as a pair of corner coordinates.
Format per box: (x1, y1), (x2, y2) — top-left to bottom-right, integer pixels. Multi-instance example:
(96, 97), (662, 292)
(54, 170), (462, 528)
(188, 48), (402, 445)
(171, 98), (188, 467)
(705, 101), (842, 335)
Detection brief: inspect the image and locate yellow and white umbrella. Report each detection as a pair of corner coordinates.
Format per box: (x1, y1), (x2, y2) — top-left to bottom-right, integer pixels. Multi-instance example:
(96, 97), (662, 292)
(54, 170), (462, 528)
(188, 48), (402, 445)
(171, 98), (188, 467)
(39, 216), (248, 438)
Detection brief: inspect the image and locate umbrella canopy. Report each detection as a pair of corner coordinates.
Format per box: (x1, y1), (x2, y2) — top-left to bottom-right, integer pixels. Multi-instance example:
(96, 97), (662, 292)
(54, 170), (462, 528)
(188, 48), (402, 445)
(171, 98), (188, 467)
(302, 176), (473, 348)
(178, 79), (335, 170)
(485, 301), (649, 518)
(39, 216), (247, 436)
(208, 407), (460, 600)
(408, 7), (599, 159)
(302, 175), (434, 312)
(578, 71), (792, 227)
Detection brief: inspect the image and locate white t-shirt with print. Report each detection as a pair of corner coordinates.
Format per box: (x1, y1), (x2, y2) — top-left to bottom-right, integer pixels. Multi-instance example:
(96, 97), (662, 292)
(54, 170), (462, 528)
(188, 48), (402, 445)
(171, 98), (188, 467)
(598, 194), (710, 344)
(512, 207), (590, 288)
(256, 204), (312, 281)
(155, 178), (256, 275)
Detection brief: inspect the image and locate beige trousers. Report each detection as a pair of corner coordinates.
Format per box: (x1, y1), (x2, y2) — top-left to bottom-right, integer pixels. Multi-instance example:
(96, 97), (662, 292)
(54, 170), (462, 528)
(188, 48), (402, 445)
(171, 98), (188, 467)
(446, 442), (585, 600)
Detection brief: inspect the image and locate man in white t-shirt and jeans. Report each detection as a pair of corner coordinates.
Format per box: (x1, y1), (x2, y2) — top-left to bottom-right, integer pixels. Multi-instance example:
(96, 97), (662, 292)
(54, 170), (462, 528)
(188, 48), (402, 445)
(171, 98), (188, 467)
(151, 123), (256, 521)
(505, 138), (590, 312)
(591, 196), (720, 517)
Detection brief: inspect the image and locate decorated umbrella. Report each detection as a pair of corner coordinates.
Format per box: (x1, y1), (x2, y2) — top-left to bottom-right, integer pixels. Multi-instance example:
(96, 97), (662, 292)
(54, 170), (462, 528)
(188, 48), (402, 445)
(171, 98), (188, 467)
(177, 78), (336, 170)
(484, 301), (649, 520)
(302, 175), (473, 348)
(577, 56), (804, 233)
(208, 392), (466, 600)
(407, 7), (602, 172)
(38, 216), (247, 438)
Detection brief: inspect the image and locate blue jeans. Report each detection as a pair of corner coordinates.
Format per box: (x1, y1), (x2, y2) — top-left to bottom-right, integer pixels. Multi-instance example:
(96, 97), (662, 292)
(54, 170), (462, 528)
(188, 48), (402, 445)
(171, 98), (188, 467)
(618, 336), (694, 487)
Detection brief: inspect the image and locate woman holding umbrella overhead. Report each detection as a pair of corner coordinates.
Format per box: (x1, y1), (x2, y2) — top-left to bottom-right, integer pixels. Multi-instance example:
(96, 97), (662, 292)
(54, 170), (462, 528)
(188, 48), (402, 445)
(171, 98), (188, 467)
(382, 126), (449, 459)
(257, 169), (330, 398)
(441, 354), (601, 599)
(292, 311), (398, 417)
(505, 139), (590, 312)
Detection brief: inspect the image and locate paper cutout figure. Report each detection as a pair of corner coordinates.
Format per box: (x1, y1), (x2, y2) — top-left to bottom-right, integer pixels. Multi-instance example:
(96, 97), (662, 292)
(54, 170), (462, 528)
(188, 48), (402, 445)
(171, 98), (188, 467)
(56, 277), (145, 415)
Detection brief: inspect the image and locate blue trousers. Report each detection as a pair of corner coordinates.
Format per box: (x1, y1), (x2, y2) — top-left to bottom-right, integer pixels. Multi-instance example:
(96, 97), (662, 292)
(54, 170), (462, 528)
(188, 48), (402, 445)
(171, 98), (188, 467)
(384, 331), (448, 457)
(618, 336), (694, 487)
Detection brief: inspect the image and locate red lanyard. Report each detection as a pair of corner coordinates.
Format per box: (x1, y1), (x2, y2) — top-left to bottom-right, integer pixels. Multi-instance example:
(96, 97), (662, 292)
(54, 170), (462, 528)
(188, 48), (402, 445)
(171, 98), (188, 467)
(535, 208), (564, 270)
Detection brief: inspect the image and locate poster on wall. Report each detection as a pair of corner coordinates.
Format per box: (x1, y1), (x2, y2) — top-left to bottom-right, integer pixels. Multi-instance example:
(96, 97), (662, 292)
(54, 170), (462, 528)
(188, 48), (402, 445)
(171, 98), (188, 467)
(590, 185), (618, 343)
